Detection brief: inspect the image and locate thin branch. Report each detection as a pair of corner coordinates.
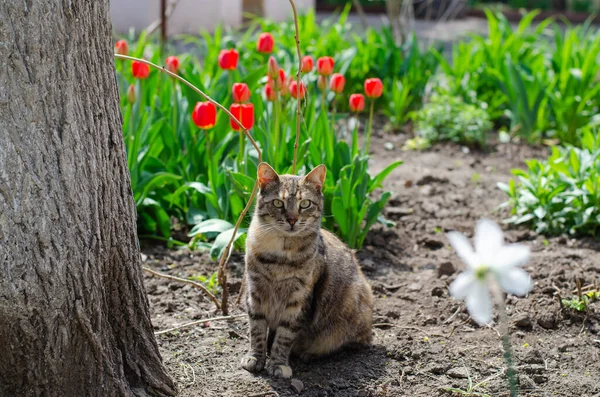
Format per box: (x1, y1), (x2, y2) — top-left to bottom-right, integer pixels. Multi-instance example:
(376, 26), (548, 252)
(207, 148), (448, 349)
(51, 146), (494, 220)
(115, 54), (265, 315)
(143, 266), (221, 310)
(146, 0), (180, 35)
(113, 54), (262, 162)
(248, 392), (280, 397)
(217, 180), (260, 315)
(289, 0), (303, 174)
(155, 314), (247, 335)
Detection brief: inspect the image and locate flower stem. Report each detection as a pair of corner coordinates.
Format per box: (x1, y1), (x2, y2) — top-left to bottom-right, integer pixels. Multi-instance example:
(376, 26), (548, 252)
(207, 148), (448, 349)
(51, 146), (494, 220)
(492, 282), (519, 397)
(365, 99), (375, 154)
(331, 96), (337, 138)
(273, 96), (281, 168)
(238, 107), (244, 167)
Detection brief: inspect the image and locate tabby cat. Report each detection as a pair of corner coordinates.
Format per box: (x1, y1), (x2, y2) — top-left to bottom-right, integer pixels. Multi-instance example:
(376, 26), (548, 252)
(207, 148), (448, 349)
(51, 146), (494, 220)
(241, 162), (373, 379)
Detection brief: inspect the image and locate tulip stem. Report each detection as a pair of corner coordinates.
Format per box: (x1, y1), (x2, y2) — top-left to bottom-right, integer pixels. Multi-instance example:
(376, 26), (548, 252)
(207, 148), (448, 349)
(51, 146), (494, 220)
(492, 282), (519, 397)
(113, 54), (261, 162)
(331, 96), (337, 138)
(365, 99), (375, 154)
(289, 0), (302, 174)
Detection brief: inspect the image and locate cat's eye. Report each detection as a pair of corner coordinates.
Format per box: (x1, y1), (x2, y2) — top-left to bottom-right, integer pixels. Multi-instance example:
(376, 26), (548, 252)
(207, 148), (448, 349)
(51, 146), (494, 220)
(272, 199), (284, 208)
(299, 199), (311, 209)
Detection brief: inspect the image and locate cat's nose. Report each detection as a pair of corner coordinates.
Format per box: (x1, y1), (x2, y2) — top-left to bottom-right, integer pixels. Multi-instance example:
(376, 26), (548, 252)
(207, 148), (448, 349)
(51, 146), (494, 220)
(287, 217), (297, 226)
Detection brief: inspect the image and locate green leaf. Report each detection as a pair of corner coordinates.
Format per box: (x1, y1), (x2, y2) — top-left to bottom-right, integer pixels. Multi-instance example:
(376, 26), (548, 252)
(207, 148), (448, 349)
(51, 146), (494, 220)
(188, 219), (235, 237)
(369, 160), (403, 193)
(210, 227), (247, 261)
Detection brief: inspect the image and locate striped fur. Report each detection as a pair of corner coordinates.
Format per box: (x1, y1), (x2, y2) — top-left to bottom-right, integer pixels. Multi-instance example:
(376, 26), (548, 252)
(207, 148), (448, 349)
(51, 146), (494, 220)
(240, 163), (373, 378)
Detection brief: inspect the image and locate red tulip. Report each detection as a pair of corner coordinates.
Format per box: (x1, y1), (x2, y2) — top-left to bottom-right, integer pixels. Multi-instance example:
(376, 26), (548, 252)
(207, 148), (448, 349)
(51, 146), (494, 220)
(268, 68), (285, 90)
(301, 56), (314, 73)
(127, 84), (136, 104)
(218, 49), (239, 70)
(349, 94), (365, 112)
(289, 80), (306, 99)
(132, 61), (150, 79)
(229, 103), (254, 130)
(264, 84), (277, 101)
(115, 40), (128, 56)
(232, 83), (250, 103)
(280, 77), (291, 98)
(364, 78), (383, 99)
(317, 56), (334, 76)
(257, 32), (275, 54)
(317, 75), (328, 91)
(165, 56), (180, 74)
(329, 73), (345, 94)
(192, 102), (217, 130)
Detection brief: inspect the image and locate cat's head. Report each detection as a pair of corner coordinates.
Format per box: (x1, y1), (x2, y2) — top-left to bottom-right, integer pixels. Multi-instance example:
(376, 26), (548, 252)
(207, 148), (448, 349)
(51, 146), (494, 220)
(254, 162), (326, 236)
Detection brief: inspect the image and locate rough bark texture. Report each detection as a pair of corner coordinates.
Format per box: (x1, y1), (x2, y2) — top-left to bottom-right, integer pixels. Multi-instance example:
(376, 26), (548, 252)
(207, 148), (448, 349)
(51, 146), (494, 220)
(0, 1), (175, 396)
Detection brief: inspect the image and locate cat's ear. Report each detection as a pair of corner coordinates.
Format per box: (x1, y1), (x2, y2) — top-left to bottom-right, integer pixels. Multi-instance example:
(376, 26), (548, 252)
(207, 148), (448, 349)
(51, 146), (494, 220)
(303, 164), (326, 191)
(257, 162), (280, 189)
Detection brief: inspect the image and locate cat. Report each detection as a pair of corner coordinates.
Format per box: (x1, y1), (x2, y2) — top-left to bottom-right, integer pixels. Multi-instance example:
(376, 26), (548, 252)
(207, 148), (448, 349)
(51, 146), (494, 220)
(240, 162), (373, 379)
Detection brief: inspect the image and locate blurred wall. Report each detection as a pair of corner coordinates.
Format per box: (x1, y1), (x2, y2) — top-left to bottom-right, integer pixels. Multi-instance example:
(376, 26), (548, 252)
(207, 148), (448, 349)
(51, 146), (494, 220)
(110, 0), (315, 35)
(110, 0), (243, 34)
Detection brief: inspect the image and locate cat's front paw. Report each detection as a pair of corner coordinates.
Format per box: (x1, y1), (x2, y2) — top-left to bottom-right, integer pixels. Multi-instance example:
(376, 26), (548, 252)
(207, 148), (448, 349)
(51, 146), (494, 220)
(241, 353), (265, 373)
(267, 362), (293, 379)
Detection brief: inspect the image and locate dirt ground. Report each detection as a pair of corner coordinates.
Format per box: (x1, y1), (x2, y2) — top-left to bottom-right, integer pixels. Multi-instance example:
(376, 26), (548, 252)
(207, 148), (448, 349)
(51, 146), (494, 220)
(142, 133), (600, 397)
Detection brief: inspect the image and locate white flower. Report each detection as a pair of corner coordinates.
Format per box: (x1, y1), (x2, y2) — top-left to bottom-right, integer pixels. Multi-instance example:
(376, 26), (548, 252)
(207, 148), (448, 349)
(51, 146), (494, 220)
(447, 219), (533, 325)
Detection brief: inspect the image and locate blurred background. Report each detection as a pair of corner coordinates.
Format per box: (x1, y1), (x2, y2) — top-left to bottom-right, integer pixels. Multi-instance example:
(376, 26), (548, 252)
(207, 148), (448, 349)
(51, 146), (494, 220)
(111, 0), (600, 35)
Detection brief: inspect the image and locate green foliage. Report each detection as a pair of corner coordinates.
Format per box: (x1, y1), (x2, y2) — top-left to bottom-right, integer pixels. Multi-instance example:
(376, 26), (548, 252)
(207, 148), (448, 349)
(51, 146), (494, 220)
(414, 93), (492, 146)
(188, 272), (220, 295)
(499, 130), (600, 235)
(117, 17), (401, 252)
(437, 11), (600, 146)
(562, 291), (599, 312)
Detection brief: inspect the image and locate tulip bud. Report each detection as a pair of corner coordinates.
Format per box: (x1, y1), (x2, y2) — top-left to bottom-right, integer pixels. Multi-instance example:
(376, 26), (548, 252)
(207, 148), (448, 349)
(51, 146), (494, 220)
(126, 84), (136, 104)
(317, 75), (328, 91)
(218, 49), (239, 70)
(364, 78), (384, 99)
(301, 55), (314, 73)
(268, 56), (279, 80)
(349, 93), (365, 112)
(165, 56), (180, 74)
(317, 56), (334, 76)
(280, 77), (291, 98)
(192, 102), (217, 130)
(115, 40), (128, 56)
(229, 103), (255, 131)
(264, 84), (277, 101)
(132, 61), (150, 79)
(289, 80), (306, 100)
(257, 32), (275, 54)
(329, 73), (345, 94)
(232, 83), (251, 103)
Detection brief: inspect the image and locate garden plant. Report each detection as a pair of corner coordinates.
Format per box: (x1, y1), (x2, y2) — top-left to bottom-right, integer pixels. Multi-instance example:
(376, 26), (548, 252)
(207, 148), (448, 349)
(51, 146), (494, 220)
(112, 3), (600, 396)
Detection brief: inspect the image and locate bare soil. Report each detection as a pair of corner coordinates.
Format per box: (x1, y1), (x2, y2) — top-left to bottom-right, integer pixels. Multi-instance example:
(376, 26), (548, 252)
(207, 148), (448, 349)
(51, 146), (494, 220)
(142, 134), (600, 397)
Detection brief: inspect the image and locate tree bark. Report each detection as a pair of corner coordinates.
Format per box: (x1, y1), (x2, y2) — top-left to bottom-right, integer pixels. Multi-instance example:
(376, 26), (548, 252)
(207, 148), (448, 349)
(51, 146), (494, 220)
(0, 1), (175, 396)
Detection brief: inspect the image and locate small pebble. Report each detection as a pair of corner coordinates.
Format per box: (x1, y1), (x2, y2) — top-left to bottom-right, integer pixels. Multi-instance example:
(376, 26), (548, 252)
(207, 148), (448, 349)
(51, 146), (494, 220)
(291, 379), (304, 394)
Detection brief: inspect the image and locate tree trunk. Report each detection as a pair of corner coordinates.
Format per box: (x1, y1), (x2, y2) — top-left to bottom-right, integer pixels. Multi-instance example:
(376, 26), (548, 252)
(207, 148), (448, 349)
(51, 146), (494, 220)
(0, 1), (175, 396)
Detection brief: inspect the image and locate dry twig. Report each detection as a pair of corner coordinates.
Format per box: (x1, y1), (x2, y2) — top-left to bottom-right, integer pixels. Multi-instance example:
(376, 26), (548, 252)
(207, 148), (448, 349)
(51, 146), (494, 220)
(289, 0), (303, 174)
(143, 266), (221, 310)
(248, 392), (280, 397)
